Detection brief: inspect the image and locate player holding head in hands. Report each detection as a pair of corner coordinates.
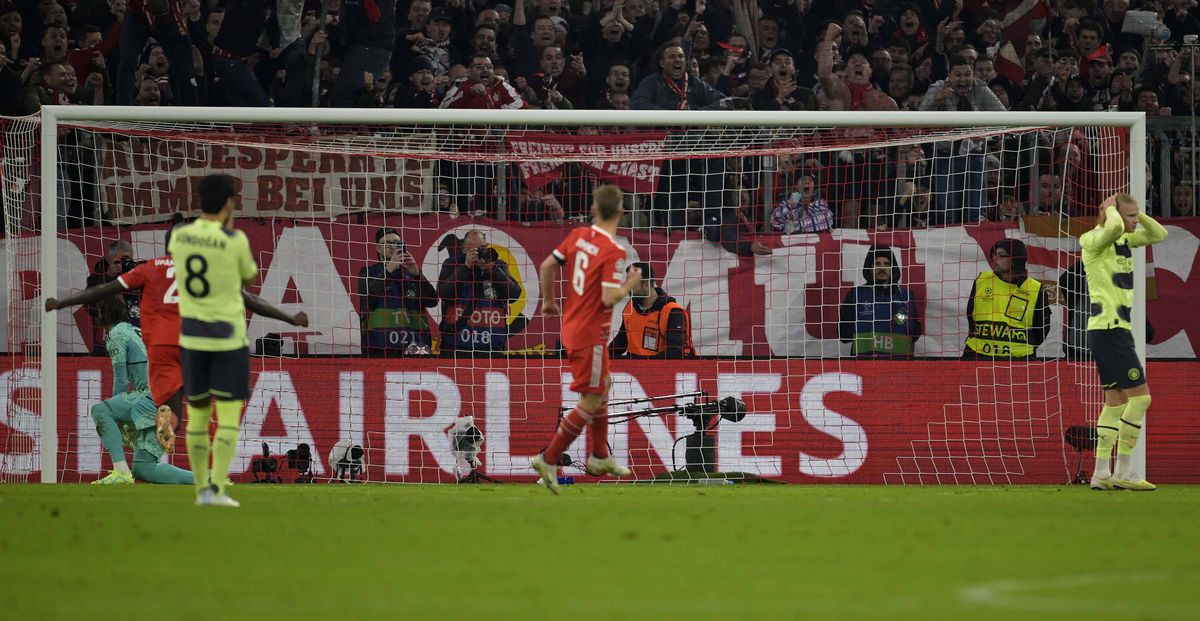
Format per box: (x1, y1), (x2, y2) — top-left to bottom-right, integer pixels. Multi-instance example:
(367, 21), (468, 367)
(168, 174), (259, 507)
(532, 185), (642, 494)
(1082, 193), (1168, 491)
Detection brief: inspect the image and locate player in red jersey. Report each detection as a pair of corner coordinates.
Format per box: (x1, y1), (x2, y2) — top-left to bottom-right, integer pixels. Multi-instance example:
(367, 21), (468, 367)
(531, 185), (642, 494)
(46, 228), (307, 449)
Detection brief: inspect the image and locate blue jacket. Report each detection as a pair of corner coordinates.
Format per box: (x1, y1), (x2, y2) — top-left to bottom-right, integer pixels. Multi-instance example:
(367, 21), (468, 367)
(436, 258), (522, 352)
(358, 262), (437, 352)
(631, 73), (727, 110)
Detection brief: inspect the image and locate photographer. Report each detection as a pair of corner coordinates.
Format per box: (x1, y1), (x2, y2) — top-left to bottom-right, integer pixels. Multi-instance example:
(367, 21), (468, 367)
(86, 240), (142, 354)
(436, 229), (522, 354)
(358, 227), (438, 357)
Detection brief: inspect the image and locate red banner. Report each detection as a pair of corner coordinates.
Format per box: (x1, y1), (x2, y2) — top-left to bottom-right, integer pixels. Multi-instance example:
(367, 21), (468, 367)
(507, 131), (668, 193)
(2, 358), (1196, 484)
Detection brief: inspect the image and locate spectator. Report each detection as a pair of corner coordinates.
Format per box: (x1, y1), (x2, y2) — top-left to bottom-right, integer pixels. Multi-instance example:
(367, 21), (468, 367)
(633, 42), (736, 229)
(436, 229), (523, 354)
(752, 48), (814, 111)
(115, 0), (198, 105)
(888, 64), (915, 103)
(19, 60), (71, 114)
(388, 55), (438, 108)
(464, 24), (499, 63)
(1107, 68), (1135, 110)
(1035, 173), (1064, 215)
(595, 62), (632, 107)
(920, 54), (1005, 224)
(610, 262), (694, 359)
(328, 0), (396, 108)
(1133, 85), (1170, 117)
(418, 8), (454, 76)
(963, 239), (1050, 360)
(631, 42), (733, 110)
(510, 1), (558, 79)
(439, 53), (524, 216)
(770, 173), (834, 233)
(583, 3), (644, 106)
(839, 245), (921, 357)
(358, 227), (438, 357)
(134, 73), (162, 105)
(1172, 184), (1196, 217)
(703, 189), (772, 256)
(527, 44), (586, 108)
(441, 52), (524, 109)
(817, 25), (898, 110)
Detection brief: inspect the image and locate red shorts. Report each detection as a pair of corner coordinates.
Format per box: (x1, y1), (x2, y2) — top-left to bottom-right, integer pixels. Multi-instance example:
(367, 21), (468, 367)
(147, 344), (183, 406)
(566, 345), (610, 395)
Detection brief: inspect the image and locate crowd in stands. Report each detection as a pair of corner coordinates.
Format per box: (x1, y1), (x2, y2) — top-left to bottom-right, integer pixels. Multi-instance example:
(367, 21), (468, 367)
(1, 0), (1197, 230)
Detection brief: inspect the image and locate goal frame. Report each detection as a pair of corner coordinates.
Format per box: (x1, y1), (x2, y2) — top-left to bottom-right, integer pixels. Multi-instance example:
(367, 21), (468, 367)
(34, 106), (1149, 483)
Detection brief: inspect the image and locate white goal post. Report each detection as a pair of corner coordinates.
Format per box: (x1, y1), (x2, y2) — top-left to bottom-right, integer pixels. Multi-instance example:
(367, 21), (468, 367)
(23, 106), (1148, 484)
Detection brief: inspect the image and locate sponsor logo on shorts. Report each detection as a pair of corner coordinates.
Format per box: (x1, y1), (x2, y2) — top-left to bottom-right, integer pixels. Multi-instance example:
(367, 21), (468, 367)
(1127, 368), (1141, 381)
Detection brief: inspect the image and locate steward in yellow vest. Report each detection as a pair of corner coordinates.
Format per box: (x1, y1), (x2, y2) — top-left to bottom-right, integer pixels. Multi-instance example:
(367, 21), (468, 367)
(963, 239), (1050, 359)
(609, 262), (694, 359)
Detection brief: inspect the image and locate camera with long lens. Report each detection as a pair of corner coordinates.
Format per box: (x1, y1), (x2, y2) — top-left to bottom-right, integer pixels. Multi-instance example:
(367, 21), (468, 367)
(286, 443), (314, 483)
(476, 246), (499, 263)
(250, 442), (283, 483)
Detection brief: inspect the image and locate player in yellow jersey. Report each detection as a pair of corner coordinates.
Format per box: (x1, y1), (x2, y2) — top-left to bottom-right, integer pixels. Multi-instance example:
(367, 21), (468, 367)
(168, 174), (259, 507)
(1081, 193), (1168, 491)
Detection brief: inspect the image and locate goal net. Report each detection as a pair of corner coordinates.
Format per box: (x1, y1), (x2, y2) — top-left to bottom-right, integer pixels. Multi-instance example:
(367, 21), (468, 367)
(2, 108), (1147, 485)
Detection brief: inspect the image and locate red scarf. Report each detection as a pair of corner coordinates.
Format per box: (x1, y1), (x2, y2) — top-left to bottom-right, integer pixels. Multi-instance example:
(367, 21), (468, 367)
(846, 80), (872, 111)
(664, 73), (689, 110)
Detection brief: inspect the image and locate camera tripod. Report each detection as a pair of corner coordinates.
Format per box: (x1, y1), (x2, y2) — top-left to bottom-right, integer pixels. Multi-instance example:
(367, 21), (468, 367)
(558, 391), (745, 474)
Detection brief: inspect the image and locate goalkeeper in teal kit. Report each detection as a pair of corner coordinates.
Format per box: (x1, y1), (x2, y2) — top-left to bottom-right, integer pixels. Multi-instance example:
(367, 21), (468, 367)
(90, 296), (193, 485)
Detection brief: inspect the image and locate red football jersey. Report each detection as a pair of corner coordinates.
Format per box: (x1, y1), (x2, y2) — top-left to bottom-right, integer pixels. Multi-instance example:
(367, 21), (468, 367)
(117, 257), (180, 347)
(552, 226), (627, 350)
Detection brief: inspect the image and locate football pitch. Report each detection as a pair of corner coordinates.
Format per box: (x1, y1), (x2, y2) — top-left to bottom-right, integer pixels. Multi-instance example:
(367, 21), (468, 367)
(3, 484), (1198, 621)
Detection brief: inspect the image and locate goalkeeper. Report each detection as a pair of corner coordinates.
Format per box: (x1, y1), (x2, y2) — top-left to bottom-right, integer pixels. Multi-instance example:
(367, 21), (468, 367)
(1083, 194), (1168, 491)
(90, 296), (193, 485)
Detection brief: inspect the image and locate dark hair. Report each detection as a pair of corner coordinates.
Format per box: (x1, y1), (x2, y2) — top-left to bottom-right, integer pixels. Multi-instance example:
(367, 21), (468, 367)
(656, 41), (684, 64)
(467, 52), (492, 66)
(1077, 19), (1104, 37)
(197, 174), (237, 214)
(628, 261), (653, 283)
(950, 54), (974, 70)
(95, 295), (129, 327)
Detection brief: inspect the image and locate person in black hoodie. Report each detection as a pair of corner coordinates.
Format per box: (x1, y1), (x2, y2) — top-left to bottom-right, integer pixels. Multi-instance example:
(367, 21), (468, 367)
(610, 263), (694, 359)
(839, 245), (922, 357)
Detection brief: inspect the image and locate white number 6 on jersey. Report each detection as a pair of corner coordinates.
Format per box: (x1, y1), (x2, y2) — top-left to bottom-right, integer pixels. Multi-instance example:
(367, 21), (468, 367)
(572, 253), (589, 295)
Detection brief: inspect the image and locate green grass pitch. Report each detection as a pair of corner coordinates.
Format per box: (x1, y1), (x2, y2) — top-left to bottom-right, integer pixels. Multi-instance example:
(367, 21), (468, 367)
(3, 484), (1199, 621)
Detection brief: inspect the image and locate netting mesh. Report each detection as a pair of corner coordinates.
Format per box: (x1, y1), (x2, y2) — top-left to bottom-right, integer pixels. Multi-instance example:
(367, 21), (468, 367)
(1, 112), (1132, 485)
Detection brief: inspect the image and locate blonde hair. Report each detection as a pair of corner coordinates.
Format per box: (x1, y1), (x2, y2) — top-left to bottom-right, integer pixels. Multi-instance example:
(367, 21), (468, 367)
(1096, 192), (1137, 228)
(593, 184), (624, 221)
